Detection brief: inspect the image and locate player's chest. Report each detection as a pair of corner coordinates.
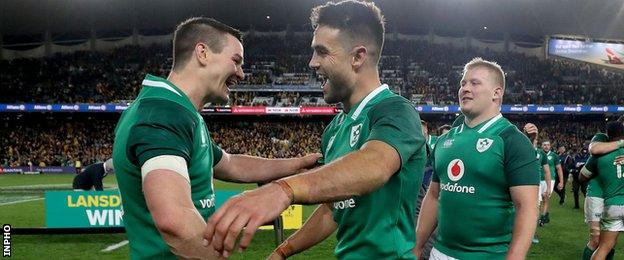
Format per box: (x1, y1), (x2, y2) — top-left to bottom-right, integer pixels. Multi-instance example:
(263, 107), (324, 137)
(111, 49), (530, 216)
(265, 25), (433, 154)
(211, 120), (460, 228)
(324, 118), (371, 163)
(434, 134), (505, 183)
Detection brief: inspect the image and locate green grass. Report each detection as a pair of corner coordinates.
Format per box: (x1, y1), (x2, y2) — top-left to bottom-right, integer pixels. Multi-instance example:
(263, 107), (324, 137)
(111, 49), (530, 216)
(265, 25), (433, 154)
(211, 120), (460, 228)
(1, 174), (622, 259)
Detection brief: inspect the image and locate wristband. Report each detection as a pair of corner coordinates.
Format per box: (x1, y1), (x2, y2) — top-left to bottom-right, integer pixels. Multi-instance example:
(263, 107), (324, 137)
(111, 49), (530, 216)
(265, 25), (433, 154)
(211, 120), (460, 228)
(275, 240), (294, 258)
(273, 179), (295, 204)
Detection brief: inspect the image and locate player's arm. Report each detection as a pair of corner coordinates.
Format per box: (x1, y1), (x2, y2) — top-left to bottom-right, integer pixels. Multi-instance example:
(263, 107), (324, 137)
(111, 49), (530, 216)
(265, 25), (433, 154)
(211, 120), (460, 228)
(414, 181), (439, 258)
(555, 163), (564, 190)
(503, 128), (539, 260)
(203, 100), (425, 255)
(268, 204), (337, 259)
(543, 164), (552, 197)
(129, 101), (219, 259)
(143, 163), (219, 259)
(213, 149), (321, 183)
(579, 156), (597, 183)
(507, 185), (538, 260)
(588, 133), (623, 155)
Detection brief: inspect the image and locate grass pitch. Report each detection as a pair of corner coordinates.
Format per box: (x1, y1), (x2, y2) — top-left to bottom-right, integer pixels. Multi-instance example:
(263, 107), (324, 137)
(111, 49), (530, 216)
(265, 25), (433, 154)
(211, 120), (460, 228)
(0, 174), (621, 259)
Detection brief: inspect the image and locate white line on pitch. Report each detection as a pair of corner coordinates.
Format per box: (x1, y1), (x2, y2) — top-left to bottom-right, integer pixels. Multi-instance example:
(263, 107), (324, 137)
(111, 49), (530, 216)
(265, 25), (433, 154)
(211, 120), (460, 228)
(0, 197), (44, 206)
(101, 240), (129, 252)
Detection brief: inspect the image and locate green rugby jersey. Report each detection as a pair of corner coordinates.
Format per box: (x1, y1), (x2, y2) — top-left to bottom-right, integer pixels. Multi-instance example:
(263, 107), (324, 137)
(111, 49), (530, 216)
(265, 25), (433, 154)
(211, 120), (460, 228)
(427, 135), (439, 151)
(587, 133), (608, 198)
(431, 114), (539, 259)
(113, 74), (222, 259)
(536, 149), (548, 181)
(320, 85), (426, 260)
(584, 149), (624, 206)
(544, 150), (560, 180)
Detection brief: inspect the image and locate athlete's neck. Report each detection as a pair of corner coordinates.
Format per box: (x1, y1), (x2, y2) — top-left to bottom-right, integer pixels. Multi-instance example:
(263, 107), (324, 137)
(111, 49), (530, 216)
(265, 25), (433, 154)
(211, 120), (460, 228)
(464, 107), (501, 128)
(342, 69), (382, 113)
(167, 70), (205, 111)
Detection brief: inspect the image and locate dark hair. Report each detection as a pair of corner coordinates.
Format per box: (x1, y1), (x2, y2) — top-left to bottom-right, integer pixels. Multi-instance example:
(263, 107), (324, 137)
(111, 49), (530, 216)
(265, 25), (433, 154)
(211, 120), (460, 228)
(438, 124), (452, 133)
(606, 121), (624, 140)
(172, 17), (243, 71)
(310, 0), (385, 63)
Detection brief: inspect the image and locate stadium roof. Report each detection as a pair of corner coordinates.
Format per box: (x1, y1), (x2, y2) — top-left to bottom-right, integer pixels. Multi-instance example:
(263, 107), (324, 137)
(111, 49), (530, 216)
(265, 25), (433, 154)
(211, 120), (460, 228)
(1, 0), (623, 42)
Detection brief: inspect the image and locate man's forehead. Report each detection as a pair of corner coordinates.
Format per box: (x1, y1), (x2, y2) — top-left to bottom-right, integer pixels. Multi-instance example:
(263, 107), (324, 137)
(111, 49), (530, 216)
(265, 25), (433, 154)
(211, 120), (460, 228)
(312, 26), (342, 46)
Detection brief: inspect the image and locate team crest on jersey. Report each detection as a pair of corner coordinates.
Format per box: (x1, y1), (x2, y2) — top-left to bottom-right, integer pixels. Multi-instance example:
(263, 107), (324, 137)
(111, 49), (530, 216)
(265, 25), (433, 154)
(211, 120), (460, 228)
(476, 138), (494, 153)
(350, 123), (363, 147)
(447, 159), (465, 181)
(443, 139), (454, 148)
(548, 156), (553, 160)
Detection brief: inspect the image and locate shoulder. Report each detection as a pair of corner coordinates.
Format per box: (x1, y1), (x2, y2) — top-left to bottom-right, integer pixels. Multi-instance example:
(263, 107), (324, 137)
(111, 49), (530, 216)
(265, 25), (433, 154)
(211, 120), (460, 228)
(368, 95), (415, 117)
(135, 98), (198, 126)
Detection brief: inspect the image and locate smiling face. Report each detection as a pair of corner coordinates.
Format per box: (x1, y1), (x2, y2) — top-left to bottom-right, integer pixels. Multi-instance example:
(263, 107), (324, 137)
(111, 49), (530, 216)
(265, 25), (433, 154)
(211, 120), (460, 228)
(542, 141), (551, 152)
(458, 66), (502, 119)
(203, 34), (244, 104)
(308, 26), (356, 104)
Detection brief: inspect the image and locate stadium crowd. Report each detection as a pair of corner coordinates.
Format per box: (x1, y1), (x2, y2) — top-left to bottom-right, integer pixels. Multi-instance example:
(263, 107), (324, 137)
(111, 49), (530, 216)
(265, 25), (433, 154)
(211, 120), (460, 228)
(2, 34), (623, 105)
(0, 115), (608, 167)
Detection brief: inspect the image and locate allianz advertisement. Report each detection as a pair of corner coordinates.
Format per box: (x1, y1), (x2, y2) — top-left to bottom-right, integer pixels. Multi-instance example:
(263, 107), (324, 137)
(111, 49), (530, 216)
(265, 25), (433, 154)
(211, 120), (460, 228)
(45, 190), (302, 229)
(548, 39), (624, 70)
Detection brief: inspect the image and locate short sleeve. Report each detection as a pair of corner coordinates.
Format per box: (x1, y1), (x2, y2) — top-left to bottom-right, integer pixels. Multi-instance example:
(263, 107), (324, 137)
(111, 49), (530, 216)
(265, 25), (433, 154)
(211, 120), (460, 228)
(127, 99), (196, 167)
(591, 133), (608, 143)
(366, 97), (425, 167)
(212, 142), (223, 166)
(540, 151), (548, 166)
(501, 127), (540, 186)
(583, 156), (598, 178)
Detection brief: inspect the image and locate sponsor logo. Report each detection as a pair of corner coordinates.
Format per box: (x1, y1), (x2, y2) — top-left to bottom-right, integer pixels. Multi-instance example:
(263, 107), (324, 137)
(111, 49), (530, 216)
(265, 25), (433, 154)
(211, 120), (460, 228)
(416, 106), (423, 112)
(590, 106), (605, 112)
(199, 194), (215, 209)
(440, 182), (476, 194)
(6, 105), (21, 110)
(333, 198), (356, 210)
(88, 105), (104, 111)
(447, 159), (465, 181)
(536, 106), (551, 112)
(476, 138), (494, 153)
(350, 124), (363, 147)
(618, 106), (624, 112)
(115, 105), (128, 111)
(510, 106), (524, 112)
(523, 106), (528, 112)
(443, 106), (449, 112)
(431, 106), (445, 112)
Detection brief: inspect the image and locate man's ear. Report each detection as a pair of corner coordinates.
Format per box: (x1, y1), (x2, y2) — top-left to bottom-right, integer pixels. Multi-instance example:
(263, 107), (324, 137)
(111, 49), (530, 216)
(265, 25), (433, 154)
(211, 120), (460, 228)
(351, 45), (368, 69)
(195, 43), (210, 66)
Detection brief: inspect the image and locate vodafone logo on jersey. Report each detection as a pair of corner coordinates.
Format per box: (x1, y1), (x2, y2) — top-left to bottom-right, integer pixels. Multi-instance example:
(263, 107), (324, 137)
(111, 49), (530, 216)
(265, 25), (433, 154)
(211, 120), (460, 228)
(447, 159), (465, 182)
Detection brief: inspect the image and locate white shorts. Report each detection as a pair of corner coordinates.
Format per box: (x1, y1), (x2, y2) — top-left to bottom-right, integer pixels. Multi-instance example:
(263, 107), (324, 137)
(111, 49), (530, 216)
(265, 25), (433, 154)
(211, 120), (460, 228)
(601, 205), (624, 232)
(584, 197), (604, 223)
(430, 247), (458, 260)
(538, 180), (555, 202)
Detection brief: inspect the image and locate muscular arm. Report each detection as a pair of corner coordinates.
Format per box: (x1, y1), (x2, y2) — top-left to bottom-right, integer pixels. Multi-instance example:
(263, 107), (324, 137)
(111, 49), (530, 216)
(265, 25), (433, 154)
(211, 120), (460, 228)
(589, 141), (621, 156)
(270, 204), (337, 258)
(506, 185), (539, 260)
(282, 140), (401, 204)
(414, 182), (439, 257)
(213, 152), (321, 183)
(144, 170), (219, 259)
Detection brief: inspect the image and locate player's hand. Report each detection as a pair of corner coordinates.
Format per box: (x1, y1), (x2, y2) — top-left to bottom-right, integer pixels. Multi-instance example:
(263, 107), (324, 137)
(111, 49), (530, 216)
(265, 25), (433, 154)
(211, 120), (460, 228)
(557, 182), (564, 191)
(266, 251), (285, 260)
(298, 153), (323, 170)
(523, 123), (538, 140)
(203, 183), (292, 258)
(543, 191), (551, 198)
(614, 155), (624, 165)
